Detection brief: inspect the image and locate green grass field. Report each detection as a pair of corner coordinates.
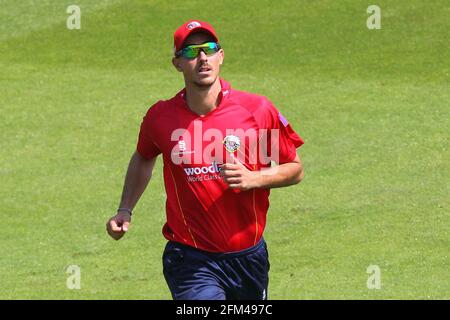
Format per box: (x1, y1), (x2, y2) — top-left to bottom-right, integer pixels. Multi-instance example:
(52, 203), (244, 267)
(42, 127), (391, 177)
(0, 0), (448, 299)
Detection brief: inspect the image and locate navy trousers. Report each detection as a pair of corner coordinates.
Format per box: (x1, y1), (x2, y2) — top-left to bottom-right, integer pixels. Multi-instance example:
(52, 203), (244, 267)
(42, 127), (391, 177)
(162, 238), (270, 300)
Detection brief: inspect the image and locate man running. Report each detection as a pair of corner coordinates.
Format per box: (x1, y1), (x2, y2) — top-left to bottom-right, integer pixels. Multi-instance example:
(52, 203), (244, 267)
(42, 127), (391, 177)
(106, 19), (304, 300)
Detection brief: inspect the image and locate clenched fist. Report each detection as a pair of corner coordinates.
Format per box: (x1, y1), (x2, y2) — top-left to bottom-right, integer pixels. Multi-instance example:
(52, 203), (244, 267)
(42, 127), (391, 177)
(106, 211), (132, 240)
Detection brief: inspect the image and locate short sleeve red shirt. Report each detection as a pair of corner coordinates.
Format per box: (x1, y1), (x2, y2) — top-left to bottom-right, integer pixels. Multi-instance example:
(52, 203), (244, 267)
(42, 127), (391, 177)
(137, 79), (304, 252)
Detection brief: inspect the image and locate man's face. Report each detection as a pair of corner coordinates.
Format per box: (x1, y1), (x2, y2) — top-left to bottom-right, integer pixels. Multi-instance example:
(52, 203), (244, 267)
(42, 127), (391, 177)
(173, 32), (224, 88)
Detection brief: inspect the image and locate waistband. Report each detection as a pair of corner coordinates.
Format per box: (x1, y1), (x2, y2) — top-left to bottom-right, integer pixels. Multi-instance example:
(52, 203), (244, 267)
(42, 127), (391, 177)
(165, 238), (266, 260)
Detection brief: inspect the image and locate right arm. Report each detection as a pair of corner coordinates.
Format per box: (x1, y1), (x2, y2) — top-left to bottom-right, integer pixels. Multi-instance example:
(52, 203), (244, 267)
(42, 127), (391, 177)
(106, 151), (157, 240)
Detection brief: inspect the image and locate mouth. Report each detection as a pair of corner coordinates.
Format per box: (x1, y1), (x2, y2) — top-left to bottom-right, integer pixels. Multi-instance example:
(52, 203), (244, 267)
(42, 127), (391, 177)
(198, 65), (212, 73)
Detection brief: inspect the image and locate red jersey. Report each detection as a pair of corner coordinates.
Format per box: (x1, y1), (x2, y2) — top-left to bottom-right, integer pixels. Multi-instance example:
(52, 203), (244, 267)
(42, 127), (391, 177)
(137, 79), (304, 252)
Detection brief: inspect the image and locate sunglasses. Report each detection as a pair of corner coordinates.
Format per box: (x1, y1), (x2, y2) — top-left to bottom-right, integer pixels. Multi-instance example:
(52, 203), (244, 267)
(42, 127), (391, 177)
(175, 42), (221, 59)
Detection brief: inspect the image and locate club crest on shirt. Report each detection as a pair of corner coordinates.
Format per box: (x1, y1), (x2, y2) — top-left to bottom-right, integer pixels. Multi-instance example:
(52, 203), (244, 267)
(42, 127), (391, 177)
(223, 135), (241, 153)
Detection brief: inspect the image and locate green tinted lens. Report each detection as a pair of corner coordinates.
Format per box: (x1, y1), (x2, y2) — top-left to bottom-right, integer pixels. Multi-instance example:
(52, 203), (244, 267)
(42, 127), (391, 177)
(179, 42), (220, 59)
(182, 46), (200, 59)
(203, 42), (219, 55)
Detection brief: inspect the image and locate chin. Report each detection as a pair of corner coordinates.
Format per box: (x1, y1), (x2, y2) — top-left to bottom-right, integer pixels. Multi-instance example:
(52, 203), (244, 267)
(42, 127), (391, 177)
(194, 75), (218, 88)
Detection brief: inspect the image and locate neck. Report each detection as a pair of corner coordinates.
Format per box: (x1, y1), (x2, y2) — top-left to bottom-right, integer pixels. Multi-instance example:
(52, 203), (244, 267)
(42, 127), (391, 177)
(185, 78), (222, 116)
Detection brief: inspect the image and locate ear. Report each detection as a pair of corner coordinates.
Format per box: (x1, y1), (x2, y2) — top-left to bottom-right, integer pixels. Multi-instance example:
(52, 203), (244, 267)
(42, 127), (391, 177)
(172, 57), (182, 72)
(218, 49), (224, 66)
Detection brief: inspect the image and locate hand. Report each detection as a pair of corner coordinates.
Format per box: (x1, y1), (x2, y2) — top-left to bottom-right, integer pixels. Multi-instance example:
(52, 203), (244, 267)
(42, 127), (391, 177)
(220, 155), (260, 191)
(106, 211), (131, 240)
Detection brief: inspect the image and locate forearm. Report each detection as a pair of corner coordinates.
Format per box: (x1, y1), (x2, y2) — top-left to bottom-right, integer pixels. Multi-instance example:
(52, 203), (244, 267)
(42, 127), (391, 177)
(118, 151), (157, 210)
(255, 161), (304, 189)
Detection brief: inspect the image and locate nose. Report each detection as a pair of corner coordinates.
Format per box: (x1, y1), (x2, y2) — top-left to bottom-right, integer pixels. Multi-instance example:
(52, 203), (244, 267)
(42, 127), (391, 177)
(198, 49), (208, 61)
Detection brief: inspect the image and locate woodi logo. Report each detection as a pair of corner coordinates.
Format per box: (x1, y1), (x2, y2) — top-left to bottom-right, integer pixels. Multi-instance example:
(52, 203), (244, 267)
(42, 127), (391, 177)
(183, 162), (221, 176)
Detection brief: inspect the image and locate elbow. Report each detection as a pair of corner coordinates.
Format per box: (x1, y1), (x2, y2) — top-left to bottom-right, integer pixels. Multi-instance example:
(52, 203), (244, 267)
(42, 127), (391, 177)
(292, 167), (304, 185)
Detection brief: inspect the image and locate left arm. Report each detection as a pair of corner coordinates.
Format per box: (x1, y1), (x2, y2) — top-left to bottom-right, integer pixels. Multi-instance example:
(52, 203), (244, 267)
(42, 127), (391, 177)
(221, 153), (304, 191)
